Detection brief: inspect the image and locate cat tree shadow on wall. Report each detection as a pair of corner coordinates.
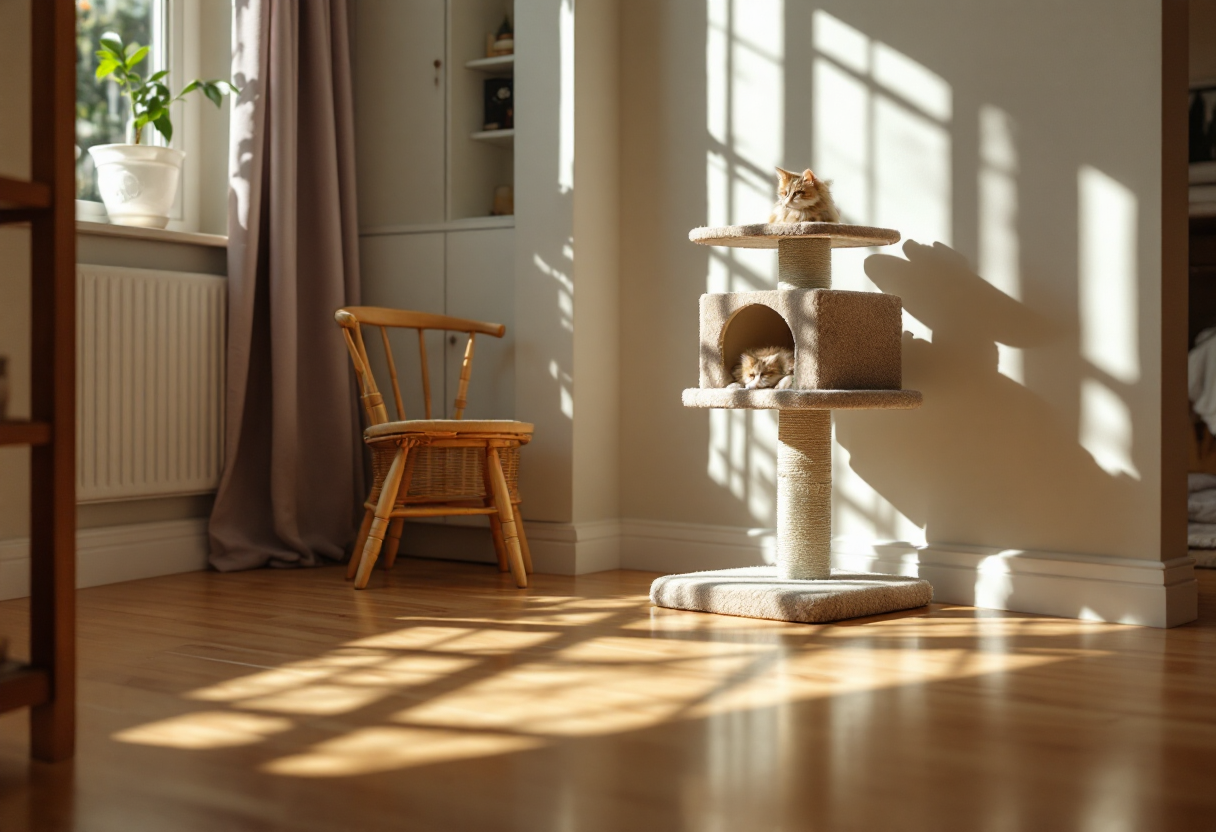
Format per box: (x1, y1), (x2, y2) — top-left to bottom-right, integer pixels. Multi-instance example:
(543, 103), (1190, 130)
(835, 241), (1150, 557)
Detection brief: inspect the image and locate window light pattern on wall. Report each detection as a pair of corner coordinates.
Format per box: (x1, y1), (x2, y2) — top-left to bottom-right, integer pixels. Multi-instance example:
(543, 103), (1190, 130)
(704, 3), (948, 543)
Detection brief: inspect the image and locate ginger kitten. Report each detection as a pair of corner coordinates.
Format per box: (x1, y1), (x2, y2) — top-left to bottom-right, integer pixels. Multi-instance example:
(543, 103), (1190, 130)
(768, 167), (840, 223)
(728, 346), (795, 390)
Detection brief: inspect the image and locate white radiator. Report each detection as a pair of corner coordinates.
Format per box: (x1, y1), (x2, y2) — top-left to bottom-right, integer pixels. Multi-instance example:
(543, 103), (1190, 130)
(76, 265), (227, 503)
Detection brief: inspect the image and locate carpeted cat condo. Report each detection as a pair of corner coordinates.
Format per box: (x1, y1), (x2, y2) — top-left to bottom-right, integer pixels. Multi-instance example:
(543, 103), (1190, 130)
(653, 222), (932, 625)
(697, 286), (902, 391)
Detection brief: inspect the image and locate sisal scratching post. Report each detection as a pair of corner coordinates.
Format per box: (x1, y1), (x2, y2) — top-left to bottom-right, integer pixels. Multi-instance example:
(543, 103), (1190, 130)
(776, 235), (832, 581)
(654, 221), (934, 625)
(777, 410), (832, 580)
(778, 237), (831, 290)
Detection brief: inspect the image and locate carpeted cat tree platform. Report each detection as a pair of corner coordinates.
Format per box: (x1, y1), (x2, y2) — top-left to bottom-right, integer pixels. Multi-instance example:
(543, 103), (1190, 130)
(650, 222), (933, 624)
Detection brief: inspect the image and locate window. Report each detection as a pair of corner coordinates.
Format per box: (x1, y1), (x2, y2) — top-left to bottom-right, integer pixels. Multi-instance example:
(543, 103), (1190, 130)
(74, 1), (232, 234)
(75, 0), (166, 203)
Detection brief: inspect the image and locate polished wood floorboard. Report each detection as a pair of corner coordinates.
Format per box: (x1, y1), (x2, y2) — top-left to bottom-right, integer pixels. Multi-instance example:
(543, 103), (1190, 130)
(0, 561), (1213, 832)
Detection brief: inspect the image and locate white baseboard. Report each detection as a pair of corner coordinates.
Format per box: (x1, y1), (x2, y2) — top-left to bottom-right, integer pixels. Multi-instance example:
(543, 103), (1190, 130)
(524, 519), (621, 575)
(614, 519), (1197, 628)
(401, 518), (622, 575)
(620, 519), (773, 573)
(0, 518), (209, 601)
(348, 515), (1200, 628)
(831, 538), (1198, 628)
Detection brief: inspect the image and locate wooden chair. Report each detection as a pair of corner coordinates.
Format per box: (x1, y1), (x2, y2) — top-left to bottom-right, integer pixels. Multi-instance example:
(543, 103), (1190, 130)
(335, 306), (534, 589)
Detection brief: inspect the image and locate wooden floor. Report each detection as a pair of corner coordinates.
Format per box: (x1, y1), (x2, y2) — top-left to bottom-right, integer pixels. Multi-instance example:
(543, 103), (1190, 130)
(0, 562), (1213, 832)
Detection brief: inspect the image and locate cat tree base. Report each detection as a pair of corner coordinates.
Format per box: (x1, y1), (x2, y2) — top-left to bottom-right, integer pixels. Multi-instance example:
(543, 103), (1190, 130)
(650, 567), (933, 624)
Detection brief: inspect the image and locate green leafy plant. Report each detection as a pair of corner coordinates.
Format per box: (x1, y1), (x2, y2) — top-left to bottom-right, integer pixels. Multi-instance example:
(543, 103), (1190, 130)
(94, 32), (238, 145)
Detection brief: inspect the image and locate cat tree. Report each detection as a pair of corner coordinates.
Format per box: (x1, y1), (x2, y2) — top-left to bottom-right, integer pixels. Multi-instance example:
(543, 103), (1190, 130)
(650, 222), (933, 624)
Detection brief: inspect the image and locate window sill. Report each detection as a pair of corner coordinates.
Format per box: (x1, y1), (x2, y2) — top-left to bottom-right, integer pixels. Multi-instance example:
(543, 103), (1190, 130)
(77, 220), (228, 249)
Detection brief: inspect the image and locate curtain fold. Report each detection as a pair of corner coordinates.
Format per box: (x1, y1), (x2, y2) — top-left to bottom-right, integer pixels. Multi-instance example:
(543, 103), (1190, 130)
(209, 0), (363, 571)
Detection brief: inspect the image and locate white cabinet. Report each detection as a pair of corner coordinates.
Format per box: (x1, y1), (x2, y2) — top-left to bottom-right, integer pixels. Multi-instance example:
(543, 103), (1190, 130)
(352, 0), (446, 228)
(353, 0), (514, 226)
(445, 228), (515, 419)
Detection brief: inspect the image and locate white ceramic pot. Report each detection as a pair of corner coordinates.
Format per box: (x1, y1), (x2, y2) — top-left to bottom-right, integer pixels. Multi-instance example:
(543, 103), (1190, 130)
(88, 144), (185, 229)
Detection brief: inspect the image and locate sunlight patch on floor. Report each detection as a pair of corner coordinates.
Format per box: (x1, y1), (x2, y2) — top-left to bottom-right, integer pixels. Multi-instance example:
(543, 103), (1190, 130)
(263, 725), (546, 777)
(114, 711), (293, 750)
(112, 603), (1115, 773)
(191, 652), (477, 706)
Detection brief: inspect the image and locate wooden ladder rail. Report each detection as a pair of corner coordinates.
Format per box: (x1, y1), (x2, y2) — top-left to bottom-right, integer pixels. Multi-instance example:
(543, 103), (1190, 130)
(0, 0), (78, 762)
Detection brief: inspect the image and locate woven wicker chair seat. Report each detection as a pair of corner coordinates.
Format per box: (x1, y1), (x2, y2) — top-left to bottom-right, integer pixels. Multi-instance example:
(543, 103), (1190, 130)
(364, 419), (534, 441)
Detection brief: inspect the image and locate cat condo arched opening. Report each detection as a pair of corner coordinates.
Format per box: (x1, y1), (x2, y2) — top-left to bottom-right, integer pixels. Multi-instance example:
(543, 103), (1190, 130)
(718, 303), (795, 385)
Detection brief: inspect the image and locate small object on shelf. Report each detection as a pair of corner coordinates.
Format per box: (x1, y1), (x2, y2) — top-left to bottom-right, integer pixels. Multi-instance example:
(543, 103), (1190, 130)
(486, 14), (514, 57)
(483, 78), (513, 131)
(492, 185), (513, 216)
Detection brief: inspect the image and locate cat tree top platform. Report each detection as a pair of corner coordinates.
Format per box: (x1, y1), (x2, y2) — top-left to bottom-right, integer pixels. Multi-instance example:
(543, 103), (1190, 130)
(682, 387), (922, 410)
(689, 222), (900, 249)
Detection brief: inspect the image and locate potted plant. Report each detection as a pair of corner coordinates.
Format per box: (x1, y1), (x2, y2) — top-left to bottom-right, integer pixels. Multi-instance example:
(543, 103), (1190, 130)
(88, 33), (237, 228)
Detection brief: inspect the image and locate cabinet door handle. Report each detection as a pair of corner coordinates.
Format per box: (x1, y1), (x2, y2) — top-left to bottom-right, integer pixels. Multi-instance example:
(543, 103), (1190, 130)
(449, 334), (457, 345)
(434, 59), (442, 88)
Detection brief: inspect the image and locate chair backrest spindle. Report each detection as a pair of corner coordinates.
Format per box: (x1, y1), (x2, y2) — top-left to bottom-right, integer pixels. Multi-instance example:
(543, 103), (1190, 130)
(378, 326), (406, 420)
(417, 329), (433, 419)
(335, 306), (506, 425)
(336, 311), (390, 426)
(454, 333), (476, 420)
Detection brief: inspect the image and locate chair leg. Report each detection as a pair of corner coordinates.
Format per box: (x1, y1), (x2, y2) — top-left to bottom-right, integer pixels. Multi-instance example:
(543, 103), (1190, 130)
(513, 501), (533, 574)
(488, 512), (509, 572)
(487, 447), (528, 588)
(483, 456), (509, 572)
(381, 447), (417, 571)
(347, 508), (374, 580)
(355, 445), (408, 589)
(382, 518), (405, 570)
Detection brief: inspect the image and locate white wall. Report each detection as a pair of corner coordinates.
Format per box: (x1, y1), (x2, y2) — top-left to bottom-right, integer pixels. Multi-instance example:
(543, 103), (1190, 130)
(515, 0), (621, 530)
(514, 0), (576, 523)
(572, 0), (620, 524)
(619, 1), (1184, 569)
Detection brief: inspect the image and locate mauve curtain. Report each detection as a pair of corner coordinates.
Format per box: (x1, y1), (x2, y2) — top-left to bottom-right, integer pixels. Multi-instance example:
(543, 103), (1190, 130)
(209, 0), (364, 571)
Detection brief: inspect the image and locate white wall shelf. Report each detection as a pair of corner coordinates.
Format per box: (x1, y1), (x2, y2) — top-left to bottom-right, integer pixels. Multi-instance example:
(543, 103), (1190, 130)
(359, 215), (516, 238)
(465, 54), (514, 73)
(470, 128), (515, 148)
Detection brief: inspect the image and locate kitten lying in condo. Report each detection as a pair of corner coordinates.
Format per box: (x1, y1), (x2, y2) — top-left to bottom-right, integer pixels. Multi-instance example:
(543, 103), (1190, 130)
(727, 346), (795, 390)
(768, 167), (840, 223)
